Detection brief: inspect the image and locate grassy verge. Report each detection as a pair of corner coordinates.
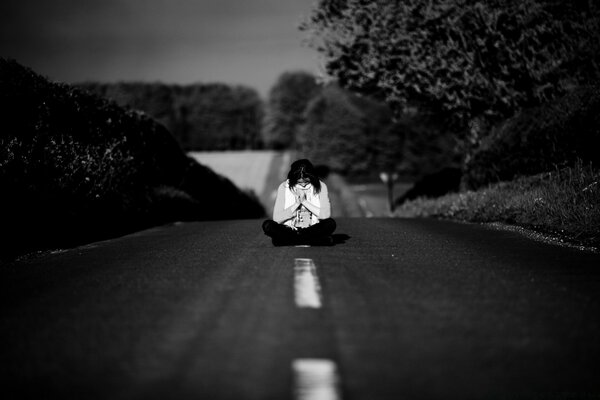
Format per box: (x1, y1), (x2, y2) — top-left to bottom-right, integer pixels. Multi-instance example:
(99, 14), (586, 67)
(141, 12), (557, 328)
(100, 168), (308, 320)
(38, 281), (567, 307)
(394, 162), (600, 249)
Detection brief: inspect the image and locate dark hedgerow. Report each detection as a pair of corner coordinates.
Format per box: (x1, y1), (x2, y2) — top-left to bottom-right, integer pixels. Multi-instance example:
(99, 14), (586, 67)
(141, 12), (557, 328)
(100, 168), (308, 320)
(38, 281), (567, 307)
(0, 58), (265, 261)
(463, 82), (600, 190)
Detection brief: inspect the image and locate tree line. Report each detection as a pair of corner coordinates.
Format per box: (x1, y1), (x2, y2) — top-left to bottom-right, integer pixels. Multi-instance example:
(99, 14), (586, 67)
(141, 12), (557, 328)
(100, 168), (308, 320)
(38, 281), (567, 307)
(80, 72), (415, 179)
(301, 0), (600, 142)
(79, 0), (600, 186)
(78, 82), (264, 151)
(300, 0), (600, 186)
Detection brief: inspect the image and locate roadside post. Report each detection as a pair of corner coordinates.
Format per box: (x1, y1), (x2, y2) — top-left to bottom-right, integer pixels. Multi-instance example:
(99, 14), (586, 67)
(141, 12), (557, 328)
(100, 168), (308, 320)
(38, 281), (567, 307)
(379, 171), (399, 214)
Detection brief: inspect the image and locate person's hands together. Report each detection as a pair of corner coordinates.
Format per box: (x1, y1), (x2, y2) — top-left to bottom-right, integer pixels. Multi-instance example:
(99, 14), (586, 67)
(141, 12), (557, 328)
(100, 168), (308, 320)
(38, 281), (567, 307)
(296, 191), (307, 204)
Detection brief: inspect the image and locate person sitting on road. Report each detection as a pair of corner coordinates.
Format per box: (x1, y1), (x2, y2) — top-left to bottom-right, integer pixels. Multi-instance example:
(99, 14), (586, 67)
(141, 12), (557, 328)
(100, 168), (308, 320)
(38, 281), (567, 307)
(262, 159), (336, 246)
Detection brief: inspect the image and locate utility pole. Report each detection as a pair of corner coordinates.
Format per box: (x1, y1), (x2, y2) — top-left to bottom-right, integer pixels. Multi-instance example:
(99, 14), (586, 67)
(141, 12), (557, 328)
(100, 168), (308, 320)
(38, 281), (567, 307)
(379, 171), (399, 214)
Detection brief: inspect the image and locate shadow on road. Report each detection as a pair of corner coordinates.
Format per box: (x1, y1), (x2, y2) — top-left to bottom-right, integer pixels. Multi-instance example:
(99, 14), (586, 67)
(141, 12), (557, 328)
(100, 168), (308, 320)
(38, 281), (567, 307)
(332, 234), (351, 245)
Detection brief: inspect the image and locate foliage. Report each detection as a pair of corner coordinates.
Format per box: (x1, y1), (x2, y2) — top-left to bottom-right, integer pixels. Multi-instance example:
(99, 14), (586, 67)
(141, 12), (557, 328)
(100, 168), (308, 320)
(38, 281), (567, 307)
(463, 82), (600, 189)
(302, 0), (600, 142)
(395, 112), (462, 178)
(394, 167), (462, 205)
(298, 84), (370, 174)
(0, 58), (264, 261)
(262, 71), (321, 149)
(297, 83), (405, 177)
(395, 161), (600, 249)
(78, 81), (265, 151)
(177, 83), (264, 150)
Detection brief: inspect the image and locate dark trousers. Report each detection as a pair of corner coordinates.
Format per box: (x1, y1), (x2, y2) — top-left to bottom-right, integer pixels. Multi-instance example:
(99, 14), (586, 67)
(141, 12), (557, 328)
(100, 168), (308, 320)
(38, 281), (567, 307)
(262, 218), (336, 245)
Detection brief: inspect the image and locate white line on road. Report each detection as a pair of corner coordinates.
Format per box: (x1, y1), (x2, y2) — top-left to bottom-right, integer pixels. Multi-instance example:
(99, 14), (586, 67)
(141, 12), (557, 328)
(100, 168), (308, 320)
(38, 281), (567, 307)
(294, 258), (322, 308)
(292, 359), (341, 400)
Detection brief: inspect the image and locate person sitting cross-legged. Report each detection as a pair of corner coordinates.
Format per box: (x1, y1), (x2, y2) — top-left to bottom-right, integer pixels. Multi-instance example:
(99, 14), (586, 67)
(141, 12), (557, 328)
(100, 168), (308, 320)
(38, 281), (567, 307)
(262, 159), (336, 246)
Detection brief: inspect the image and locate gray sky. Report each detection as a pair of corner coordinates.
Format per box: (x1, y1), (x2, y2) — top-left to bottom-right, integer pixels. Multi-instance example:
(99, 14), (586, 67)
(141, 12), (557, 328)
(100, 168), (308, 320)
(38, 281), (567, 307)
(0, 0), (321, 97)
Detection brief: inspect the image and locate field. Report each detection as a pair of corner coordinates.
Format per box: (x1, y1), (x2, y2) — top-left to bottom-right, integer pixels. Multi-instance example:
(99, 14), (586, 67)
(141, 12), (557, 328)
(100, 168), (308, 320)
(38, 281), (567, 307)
(189, 151), (290, 215)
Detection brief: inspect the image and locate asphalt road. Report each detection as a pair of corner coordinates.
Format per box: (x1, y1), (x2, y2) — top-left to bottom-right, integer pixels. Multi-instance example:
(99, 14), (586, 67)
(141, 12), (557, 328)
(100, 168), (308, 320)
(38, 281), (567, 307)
(2, 218), (600, 400)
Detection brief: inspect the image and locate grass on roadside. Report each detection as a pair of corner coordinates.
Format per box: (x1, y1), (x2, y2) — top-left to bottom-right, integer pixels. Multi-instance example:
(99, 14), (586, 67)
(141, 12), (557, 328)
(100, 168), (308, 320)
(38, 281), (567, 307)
(394, 162), (600, 249)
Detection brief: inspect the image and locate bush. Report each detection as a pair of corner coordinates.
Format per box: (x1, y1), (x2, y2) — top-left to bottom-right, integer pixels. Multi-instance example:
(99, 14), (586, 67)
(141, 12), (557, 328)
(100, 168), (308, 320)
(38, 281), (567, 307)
(395, 162), (600, 249)
(394, 167), (462, 206)
(463, 82), (600, 189)
(0, 58), (264, 261)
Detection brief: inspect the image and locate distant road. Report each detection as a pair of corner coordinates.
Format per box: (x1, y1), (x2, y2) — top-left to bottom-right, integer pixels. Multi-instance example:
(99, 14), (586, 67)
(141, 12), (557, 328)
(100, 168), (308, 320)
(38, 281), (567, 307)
(2, 218), (599, 399)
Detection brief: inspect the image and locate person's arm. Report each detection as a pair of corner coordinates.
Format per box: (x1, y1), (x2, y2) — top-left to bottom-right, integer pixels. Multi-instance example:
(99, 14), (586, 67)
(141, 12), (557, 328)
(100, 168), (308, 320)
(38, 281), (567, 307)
(301, 182), (331, 219)
(273, 182), (301, 223)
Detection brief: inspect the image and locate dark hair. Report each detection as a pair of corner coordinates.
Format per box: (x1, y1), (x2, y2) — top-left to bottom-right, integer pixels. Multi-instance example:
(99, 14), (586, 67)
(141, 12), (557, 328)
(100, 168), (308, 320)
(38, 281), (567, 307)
(287, 159), (321, 193)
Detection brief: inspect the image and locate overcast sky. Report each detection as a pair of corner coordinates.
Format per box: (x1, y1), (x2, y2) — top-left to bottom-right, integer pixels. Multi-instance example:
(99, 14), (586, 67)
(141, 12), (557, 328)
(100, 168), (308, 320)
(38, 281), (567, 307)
(0, 0), (321, 97)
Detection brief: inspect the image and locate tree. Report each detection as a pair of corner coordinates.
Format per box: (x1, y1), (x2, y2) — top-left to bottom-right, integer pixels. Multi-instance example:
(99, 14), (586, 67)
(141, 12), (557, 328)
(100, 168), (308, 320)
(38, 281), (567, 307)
(301, 0), (600, 146)
(231, 86), (265, 150)
(262, 71), (321, 149)
(298, 83), (403, 177)
(181, 83), (264, 151)
(298, 84), (369, 174)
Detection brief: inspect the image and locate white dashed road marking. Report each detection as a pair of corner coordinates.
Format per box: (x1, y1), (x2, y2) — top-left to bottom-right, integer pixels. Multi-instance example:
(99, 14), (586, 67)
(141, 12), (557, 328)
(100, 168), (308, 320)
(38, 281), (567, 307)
(294, 258), (323, 308)
(292, 359), (341, 400)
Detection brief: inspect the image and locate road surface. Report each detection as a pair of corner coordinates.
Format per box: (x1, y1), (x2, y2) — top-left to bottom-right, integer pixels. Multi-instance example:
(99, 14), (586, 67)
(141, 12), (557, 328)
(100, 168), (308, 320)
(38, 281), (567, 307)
(2, 218), (599, 399)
